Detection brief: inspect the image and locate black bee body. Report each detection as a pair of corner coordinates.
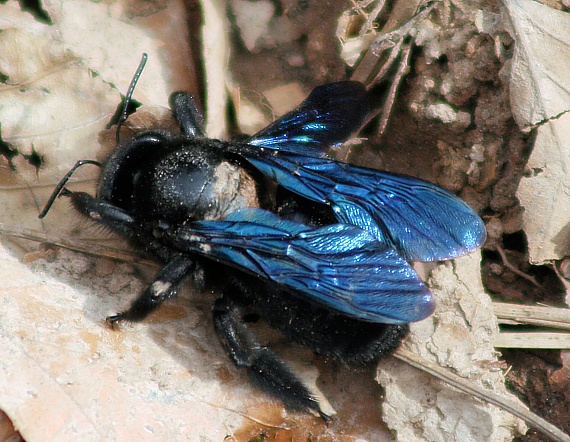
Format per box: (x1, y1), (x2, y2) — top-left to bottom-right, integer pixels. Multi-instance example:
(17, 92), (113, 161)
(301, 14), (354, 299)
(40, 81), (485, 419)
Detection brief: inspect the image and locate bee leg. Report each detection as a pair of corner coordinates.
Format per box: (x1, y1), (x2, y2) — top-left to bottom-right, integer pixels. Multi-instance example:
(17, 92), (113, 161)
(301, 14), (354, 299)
(106, 254), (195, 327)
(212, 294), (330, 421)
(64, 190), (137, 236)
(57, 191), (196, 327)
(169, 92), (205, 138)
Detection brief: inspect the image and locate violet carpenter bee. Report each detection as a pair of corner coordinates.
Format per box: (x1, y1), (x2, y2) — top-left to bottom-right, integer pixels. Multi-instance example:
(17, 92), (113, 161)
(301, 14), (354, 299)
(39, 58), (486, 419)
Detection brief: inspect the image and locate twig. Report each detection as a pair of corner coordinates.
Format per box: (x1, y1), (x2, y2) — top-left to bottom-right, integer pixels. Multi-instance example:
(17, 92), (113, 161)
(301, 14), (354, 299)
(393, 347), (570, 442)
(496, 243), (540, 287)
(0, 223), (158, 268)
(494, 303), (570, 331)
(373, 39), (412, 137)
(495, 332), (570, 349)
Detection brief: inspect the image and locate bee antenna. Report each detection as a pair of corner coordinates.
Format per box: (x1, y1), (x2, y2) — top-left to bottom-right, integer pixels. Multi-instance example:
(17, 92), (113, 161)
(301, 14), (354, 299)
(38, 160), (101, 219)
(116, 53), (148, 144)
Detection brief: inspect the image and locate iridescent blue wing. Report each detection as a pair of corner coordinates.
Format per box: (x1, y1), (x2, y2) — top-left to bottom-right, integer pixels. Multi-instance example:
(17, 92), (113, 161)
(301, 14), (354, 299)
(248, 81), (368, 155)
(239, 150), (486, 262)
(165, 208), (434, 324)
(236, 81), (486, 262)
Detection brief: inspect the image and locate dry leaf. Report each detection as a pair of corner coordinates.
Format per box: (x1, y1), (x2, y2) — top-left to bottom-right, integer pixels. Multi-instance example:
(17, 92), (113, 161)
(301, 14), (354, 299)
(0, 245), (260, 440)
(0, 0), (197, 234)
(501, 0), (570, 263)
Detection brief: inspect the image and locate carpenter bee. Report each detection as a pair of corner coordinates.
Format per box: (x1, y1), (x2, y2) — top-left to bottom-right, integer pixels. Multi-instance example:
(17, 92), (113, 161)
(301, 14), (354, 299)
(39, 58), (486, 419)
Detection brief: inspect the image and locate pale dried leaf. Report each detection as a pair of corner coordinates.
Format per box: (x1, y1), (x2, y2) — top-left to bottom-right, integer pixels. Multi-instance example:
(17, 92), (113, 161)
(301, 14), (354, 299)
(516, 114), (570, 263)
(500, 0), (570, 127)
(0, 245), (257, 440)
(501, 0), (570, 263)
(0, 0), (197, 234)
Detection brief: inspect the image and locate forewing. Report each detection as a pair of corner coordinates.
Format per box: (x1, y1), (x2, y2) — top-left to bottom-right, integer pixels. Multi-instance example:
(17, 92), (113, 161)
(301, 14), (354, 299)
(165, 208), (433, 323)
(247, 81), (368, 154)
(242, 152), (487, 262)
